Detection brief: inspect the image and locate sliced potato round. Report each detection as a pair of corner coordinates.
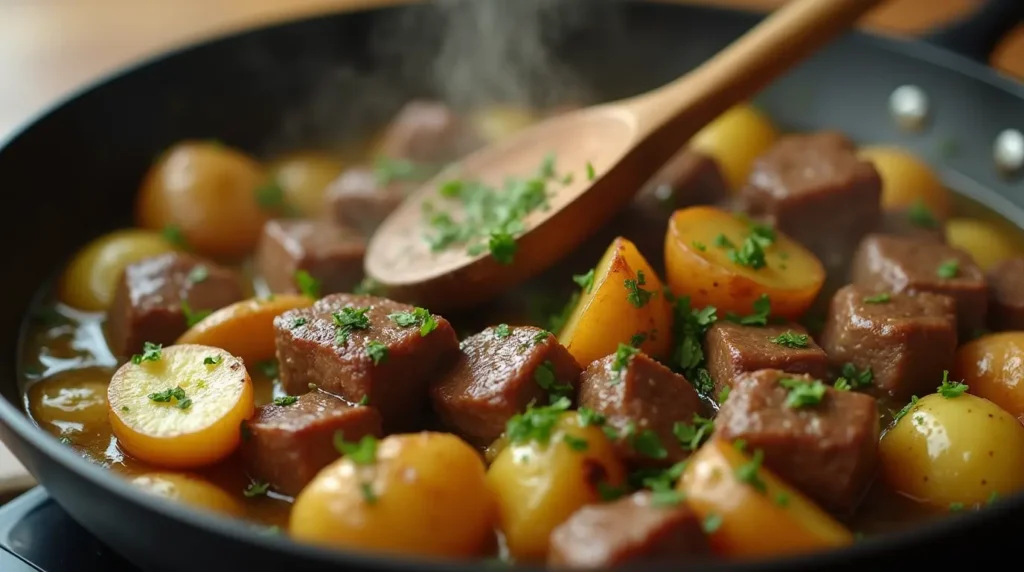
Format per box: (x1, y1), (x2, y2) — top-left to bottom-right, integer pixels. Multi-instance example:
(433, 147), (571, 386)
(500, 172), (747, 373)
(175, 295), (313, 365)
(107, 344), (254, 469)
(130, 472), (245, 517)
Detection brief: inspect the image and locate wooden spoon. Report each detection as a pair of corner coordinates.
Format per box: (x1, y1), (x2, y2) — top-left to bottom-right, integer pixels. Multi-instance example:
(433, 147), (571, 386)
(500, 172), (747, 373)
(365, 0), (884, 312)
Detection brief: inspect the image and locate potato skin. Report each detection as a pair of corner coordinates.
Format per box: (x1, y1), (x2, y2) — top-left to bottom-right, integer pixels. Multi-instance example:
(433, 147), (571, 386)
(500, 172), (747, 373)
(955, 332), (1024, 420)
(486, 412), (626, 562)
(130, 472), (244, 518)
(946, 218), (1020, 271)
(859, 146), (950, 219)
(879, 392), (1024, 507)
(679, 439), (852, 557)
(690, 103), (778, 191)
(290, 432), (496, 559)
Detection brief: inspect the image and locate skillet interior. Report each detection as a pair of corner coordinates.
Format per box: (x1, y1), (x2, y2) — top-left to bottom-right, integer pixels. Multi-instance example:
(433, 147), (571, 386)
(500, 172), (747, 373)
(1, 1), (1024, 570)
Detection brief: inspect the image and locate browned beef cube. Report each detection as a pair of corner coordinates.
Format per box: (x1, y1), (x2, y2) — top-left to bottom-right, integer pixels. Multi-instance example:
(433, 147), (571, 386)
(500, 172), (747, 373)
(704, 322), (829, 397)
(323, 167), (408, 238)
(987, 257), (1024, 332)
(740, 132), (881, 274)
(430, 326), (582, 447)
(548, 491), (709, 568)
(256, 219), (365, 297)
(819, 285), (957, 399)
(377, 100), (482, 164)
(579, 351), (705, 466)
(715, 369), (879, 514)
(875, 209), (946, 244)
(240, 391), (382, 496)
(107, 252), (244, 357)
(274, 293), (459, 432)
(851, 234), (987, 335)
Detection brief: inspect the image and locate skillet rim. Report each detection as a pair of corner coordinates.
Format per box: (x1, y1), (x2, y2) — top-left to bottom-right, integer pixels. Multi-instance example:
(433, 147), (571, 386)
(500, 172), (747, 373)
(0, 1), (1022, 570)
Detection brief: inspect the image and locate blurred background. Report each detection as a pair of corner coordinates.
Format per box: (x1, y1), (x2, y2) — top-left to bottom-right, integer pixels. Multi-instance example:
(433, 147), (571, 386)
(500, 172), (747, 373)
(0, 0), (1021, 493)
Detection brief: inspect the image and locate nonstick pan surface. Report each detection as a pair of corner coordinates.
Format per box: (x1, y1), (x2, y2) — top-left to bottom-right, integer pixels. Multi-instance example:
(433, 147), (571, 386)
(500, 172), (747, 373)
(0, 1), (1023, 570)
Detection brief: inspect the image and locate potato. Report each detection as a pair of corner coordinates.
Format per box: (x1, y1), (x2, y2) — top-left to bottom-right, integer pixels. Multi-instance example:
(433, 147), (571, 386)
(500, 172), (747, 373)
(955, 332), (1024, 420)
(664, 206), (825, 319)
(107, 344), (254, 469)
(470, 105), (539, 142)
(679, 439), (852, 557)
(290, 432), (495, 559)
(136, 141), (268, 259)
(175, 294), (313, 365)
(268, 151), (345, 217)
(690, 103), (778, 191)
(28, 367), (114, 436)
(58, 229), (178, 311)
(946, 218), (1020, 271)
(879, 392), (1024, 507)
(558, 237), (672, 368)
(130, 472), (244, 518)
(858, 146), (950, 220)
(487, 409), (626, 562)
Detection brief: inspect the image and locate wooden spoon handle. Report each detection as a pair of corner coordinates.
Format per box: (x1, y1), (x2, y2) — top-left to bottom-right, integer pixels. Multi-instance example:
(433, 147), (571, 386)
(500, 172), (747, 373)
(625, 0), (885, 144)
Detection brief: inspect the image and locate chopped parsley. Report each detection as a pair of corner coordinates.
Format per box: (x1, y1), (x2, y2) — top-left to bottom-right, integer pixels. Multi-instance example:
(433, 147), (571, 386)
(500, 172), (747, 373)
(506, 396), (572, 446)
(333, 432), (378, 465)
(907, 200), (938, 229)
(863, 293), (891, 304)
(254, 179), (285, 211)
(949, 502), (964, 512)
(295, 269), (321, 299)
(161, 224), (189, 249)
(148, 386), (191, 410)
(702, 513), (723, 533)
(573, 268), (595, 293)
(650, 489), (687, 507)
(775, 492), (790, 507)
(779, 377), (828, 408)
(577, 407), (606, 427)
(673, 414), (714, 451)
(610, 343), (640, 379)
(534, 361), (572, 399)
(735, 449), (767, 493)
(893, 396), (920, 424)
(273, 396), (298, 407)
(353, 277), (384, 296)
(770, 331), (808, 348)
(532, 330), (553, 346)
(388, 307), (439, 336)
(597, 481), (627, 501)
(366, 340), (388, 365)
(937, 259), (960, 279)
(713, 234), (734, 248)
(718, 385), (731, 404)
(669, 295), (717, 377)
(494, 323), (511, 338)
(180, 299), (211, 328)
(131, 342), (162, 365)
(291, 317), (307, 329)
(257, 359), (279, 379)
(836, 363), (873, 390)
(374, 156), (432, 185)
(718, 221), (775, 270)
(203, 355), (222, 366)
(937, 370), (968, 398)
(724, 294), (771, 326)
(332, 306), (371, 344)
(359, 482), (378, 505)
(243, 481), (270, 498)
(833, 378), (852, 391)
(631, 428), (668, 459)
(187, 265), (209, 284)
(121, 406), (130, 412)
(358, 395), (370, 406)
(586, 161), (596, 181)
(488, 231), (517, 264)
(692, 241), (707, 251)
(563, 434), (589, 451)
(624, 270), (654, 308)
(629, 331), (648, 348)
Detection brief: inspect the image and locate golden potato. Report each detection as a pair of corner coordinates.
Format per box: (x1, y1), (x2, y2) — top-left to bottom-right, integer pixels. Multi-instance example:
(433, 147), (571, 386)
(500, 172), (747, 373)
(680, 439), (852, 557)
(879, 392), (1024, 507)
(946, 218), (1020, 271)
(955, 332), (1024, 419)
(59, 229), (178, 311)
(664, 206), (825, 319)
(859, 146), (950, 219)
(290, 432), (495, 559)
(28, 367), (114, 436)
(690, 103), (778, 191)
(470, 105), (539, 142)
(487, 407), (626, 562)
(136, 141), (268, 259)
(558, 237), (672, 368)
(130, 472), (244, 518)
(268, 151), (345, 217)
(107, 344), (254, 469)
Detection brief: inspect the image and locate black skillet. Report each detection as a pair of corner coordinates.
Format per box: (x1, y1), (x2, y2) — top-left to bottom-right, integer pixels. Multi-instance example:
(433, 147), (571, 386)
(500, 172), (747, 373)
(0, 0), (1023, 571)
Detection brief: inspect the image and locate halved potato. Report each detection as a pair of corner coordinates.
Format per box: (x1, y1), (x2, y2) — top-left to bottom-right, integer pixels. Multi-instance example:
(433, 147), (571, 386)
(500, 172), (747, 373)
(175, 295), (313, 365)
(130, 472), (245, 517)
(859, 146), (950, 219)
(690, 103), (778, 191)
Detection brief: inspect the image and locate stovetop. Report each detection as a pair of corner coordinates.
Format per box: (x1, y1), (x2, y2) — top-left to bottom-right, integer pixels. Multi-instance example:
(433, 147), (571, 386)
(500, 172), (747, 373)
(0, 488), (139, 572)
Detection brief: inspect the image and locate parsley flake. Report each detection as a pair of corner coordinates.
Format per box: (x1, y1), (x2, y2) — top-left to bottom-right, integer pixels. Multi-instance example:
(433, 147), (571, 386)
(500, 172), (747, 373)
(585, 161), (596, 181)
(494, 324), (511, 338)
(725, 294), (771, 326)
(893, 396), (920, 424)
(388, 307), (439, 336)
(254, 179), (286, 211)
(907, 200), (938, 229)
(702, 513), (723, 533)
(273, 396), (298, 407)
(735, 449), (768, 493)
(534, 361), (572, 399)
(243, 481), (270, 498)
(131, 342), (162, 365)
(148, 386), (191, 410)
(161, 224), (189, 249)
(836, 363), (873, 389)
(180, 299), (211, 328)
(295, 269), (321, 299)
(937, 370), (968, 398)
(779, 377), (828, 408)
(673, 414), (714, 451)
(257, 359), (279, 379)
(629, 331), (648, 348)
(506, 397), (572, 446)
(770, 331), (808, 348)
(611, 343), (640, 379)
(366, 340), (388, 365)
(187, 265), (209, 284)
(631, 428), (668, 459)
(863, 293), (891, 304)
(332, 306), (371, 344)
(624, 270), (654, 308)
(333, 432), (378, 465)
(563, 434), (589, 451)
(573, 268), (595, 293)
(203, 355), (222, 366)
(577, 407), (606, 427)
(937, 259), (960, 279)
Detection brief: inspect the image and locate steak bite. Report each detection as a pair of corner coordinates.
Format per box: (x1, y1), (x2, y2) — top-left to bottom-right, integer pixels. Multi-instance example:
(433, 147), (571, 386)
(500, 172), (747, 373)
(851, 233), (987, 336)
(714, 369), (879, 514)
(430, 326), (582, 448)
(376, 100), (482, 165)
(107, 252), (245, 357)
(324, 167), (408, 238)
(740, 131), (882, 274)
(274, 294), (459, 432)
(240, 391), (382, 496)
(819, 285), (957, 399)
(578, 349), (705, 466)
(256, 219), (366, 296)
(704, 321), (829, 397)
(987, 257), (1024, 332)
(548, 491), (710, 568)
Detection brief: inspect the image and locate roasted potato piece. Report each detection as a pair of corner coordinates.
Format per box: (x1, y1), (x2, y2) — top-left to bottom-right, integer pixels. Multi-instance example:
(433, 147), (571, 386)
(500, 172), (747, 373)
(558, 237), (672, 368)
(487, 407), (627, 562)
(175, 294), (313, 365)
(136, 141), (269, 259)
(679, 439), (853, 557)
(859, 146), (950, 219)
(28, 367), (114, 437)
(107, 344), (254, 469)
(290, 432), (496, 559)
(945, 218), (1019, 271)
(955, 332), (1024, 420)
(268, 151), (345, 217)
(879, 391), (1024, 507)
(59, 229), (178, 311)
(130, 472), (244, 518)
(690, 103), (778, 191)
(664, 206), (824, 319)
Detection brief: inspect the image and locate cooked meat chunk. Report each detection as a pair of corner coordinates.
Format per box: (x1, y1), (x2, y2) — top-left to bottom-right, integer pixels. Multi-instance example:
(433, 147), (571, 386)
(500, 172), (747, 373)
(376, 100), (482, 165)
(987, 257), (1024, 332)
(107, 252), (244, 357)
(274, 294), (459, 432)
(704, 322), (829, 397)
(256, 219), (365, 296)
(548, 491), (709, 568)
(851, 234), (987, 336)
(240, 391), (382, 496)
(740, 132), (881, 274)
(431, 326), (581, 447)
(876, 209), (946, 244)
(819, 285), (957, 399)
(324, 167), (408, 238)
(715, 369), (879, 514)
(579, 350), (705, 466)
